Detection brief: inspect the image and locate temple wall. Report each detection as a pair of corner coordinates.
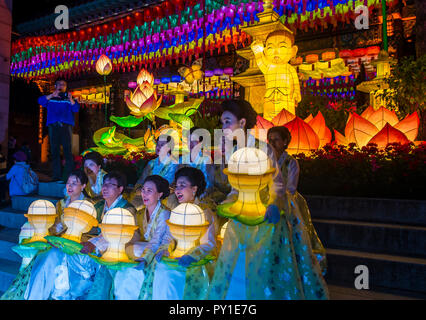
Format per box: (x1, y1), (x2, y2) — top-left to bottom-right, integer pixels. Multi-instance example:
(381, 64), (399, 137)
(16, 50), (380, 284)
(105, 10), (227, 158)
(0, 0), (12, 155)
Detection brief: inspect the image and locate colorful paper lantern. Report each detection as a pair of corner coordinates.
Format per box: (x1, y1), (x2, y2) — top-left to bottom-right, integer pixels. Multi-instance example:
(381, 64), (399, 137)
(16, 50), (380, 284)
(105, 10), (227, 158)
(308, 111), (332, 147)
(345, 113), (379, 147)
(62, 200), (98, 243)
(95, 54), (112, 76)
(368, 123), (410, 148)
(394, 112), (420, 142)
(100, 208), (138, 262)
(224, 148), (275, 220)
(24, 200), (57, 243)
(366, 106), (399, 131)
(166, 203), (209, 258)
(284, 117), (320, 154)
(125, 83), (162, 118)
(305, 54), (319, 64)
(322, 51), (336, 61)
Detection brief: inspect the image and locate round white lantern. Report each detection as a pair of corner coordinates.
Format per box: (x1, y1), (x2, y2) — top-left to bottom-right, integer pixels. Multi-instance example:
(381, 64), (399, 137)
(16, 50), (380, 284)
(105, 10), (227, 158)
(62, 200), (98, 243)
(100, 208), (138, 262)
(167, 203), (209, 258)
(24, 200), (57, 243)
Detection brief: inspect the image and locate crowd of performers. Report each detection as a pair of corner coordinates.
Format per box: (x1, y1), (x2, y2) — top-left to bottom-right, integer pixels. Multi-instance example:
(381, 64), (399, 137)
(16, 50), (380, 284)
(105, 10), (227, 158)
(1, 99), (329, 300)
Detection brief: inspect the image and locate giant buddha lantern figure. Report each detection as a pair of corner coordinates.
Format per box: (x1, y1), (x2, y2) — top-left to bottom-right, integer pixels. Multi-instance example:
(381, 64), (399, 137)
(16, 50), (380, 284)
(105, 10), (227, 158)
(251, 29), (301, 120)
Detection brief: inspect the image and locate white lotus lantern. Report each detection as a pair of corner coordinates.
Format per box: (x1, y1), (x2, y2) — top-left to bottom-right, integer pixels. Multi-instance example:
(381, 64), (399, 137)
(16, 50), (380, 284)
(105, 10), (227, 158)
(166, 203), (209, 258)
(224, 147), (275, 219)
(24, 200), (57, 243)
(100, 208), (138, 262)
(62, 200), (98, 243)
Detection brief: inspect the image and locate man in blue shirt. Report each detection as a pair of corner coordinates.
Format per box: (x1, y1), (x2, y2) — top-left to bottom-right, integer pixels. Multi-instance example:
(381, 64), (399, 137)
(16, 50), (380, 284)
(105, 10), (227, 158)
(38, 78), (80, 182)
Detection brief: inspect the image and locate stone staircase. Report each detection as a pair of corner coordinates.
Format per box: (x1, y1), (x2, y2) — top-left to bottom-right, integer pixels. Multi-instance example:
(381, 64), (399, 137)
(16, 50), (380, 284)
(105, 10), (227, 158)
(0, 182), (63, 295)
(307, 195), (426, 299)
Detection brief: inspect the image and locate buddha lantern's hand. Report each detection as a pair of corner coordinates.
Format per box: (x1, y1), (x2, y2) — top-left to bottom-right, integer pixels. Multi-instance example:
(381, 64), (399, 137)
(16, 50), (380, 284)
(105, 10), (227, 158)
(264, 204), (281, 224)
(80, 241), (96, 254)
(155, 249), (169, 262)
(251, 40), (264, 55)
(135, 258), (147, 270)
(177, 255), (197, 267)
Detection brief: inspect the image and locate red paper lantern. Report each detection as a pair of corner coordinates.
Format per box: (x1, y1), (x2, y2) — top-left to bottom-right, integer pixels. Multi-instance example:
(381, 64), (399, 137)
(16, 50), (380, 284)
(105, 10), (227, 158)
(339, 49), (352, 59)
(308, 111), (332, 147)
(284, 117), (320, 154)
(369, 123), (410, 148)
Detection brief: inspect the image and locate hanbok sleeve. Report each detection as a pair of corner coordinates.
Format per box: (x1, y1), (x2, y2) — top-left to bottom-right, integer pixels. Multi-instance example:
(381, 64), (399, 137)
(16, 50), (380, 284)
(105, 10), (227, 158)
(286, 157), (300, 196)
(141, 209), (172, 263)
(88, 234), (109, 255)
(186, 208), (218, 261)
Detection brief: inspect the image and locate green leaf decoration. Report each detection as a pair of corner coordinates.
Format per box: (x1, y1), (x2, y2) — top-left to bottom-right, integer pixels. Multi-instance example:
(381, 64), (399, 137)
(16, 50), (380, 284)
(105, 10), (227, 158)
(169, 113), (194, 128)
(110, 115), (144, 128)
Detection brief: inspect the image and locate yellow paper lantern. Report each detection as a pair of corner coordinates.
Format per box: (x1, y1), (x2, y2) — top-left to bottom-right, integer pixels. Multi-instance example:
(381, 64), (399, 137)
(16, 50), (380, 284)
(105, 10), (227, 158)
(24, 200), (57, 243)
(96, 54), (112, 76)
(62, 200), (98, 243)
(217, 221), (230, 245)
(100, 208), (138, 262)
(166, 203), (209, 258)
(224, 148), (275, 219)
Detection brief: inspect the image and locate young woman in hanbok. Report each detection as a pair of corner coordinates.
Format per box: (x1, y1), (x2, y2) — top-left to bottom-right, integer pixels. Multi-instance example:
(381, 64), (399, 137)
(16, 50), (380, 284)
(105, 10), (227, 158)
(94, 175), (173, 300)
(267, 126), (327, 274)
(142, 167), (218, 300)
(83, 151), (107, 201)
(1, 170), (92, 300)
(207, 99), (329, 300)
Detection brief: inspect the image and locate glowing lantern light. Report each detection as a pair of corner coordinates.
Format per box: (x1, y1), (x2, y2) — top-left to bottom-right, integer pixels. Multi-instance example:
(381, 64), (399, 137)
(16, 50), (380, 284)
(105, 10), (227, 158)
(181, 63), (203, 84)
(322, 51), (336, 61)
(369, 123), (410, 148)
(304, 114), (314, 123)
(224, 148), (275, 220)
(305, 54), (319, 64)
(366, 106), (399, 131)
(360, 106), (375, 120)
(24, 200), (57, 243)
(284, 117), (320, 154)
(100, 208), (138, 262)
(367, 46), (381, 55)
(308, 111), (332, 147)
(271, 108), (296, 126)
(217, 221), (230, 246)
(62, 200), (98, 243)
(339, 50), (352, 59)
(334, 129), (348, 145)
(137, 69), (154, 86)
(95, 54), (112, 76)
(128, 82), (138, 89)
(394, 112), (420, 141)
(252, 115), (274, 140)
(166, 203), (209, 258)
(125, 84), (162, 118)
(345, 113), (379, 147)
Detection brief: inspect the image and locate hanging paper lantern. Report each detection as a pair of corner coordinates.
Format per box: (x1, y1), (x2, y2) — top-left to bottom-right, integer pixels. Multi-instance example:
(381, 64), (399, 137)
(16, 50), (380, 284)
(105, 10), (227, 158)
(284, 117), (320, 154)
(394, 112), (420, 141)
(322, 51), (336, 61)
(224, 67), (233, 75)
(345, 113), (379, 147)
(214, 68), (224, 76)
(167, 203), (209, 258)
(368, 123), (410, 148)
(367, 46), (380, 55)
(339, 49), (352, 59)
(96, 54), (112, 76)
(305, 54), (319, 64)
(128, 81), (138, 89)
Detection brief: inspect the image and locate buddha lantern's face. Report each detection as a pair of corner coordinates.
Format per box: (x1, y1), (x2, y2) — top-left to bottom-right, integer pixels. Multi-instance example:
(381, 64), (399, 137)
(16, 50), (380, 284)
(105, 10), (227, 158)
(265, 34), (297, 64)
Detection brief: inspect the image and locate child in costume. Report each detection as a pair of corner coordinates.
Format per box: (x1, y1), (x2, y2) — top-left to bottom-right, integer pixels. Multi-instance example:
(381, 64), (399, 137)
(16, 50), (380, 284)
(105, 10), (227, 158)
(145, 167), (218, 300)
(207, 99), (328, 300)
(267, 126), (327, 274)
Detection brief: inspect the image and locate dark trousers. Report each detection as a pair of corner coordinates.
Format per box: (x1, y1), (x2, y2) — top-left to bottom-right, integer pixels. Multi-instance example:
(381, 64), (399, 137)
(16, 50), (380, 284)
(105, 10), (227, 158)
(48, 123), (74, 181)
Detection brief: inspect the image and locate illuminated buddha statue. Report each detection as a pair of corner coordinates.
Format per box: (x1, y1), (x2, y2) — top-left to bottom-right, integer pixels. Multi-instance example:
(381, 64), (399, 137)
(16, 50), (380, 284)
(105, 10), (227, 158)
(251, 29), (301, 119)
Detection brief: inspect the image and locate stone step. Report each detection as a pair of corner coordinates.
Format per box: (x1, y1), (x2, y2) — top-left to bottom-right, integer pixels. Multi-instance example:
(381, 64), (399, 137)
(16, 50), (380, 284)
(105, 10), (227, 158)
(38, 182), (66, 199)
(0, 207), (27, 229)
(324, 248), (426, 299)
(306, 195), (426, 226)
(12, 195), (59, 212)
(313, 219), (426, 258)
(0, 258), (20, 294)
(0, 227), (20, 263)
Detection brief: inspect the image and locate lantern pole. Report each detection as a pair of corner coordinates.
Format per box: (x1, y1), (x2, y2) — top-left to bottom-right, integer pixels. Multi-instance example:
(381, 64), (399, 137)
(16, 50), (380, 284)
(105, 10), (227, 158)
(381, 0), (388, 52)
(104, 75), (108, 126)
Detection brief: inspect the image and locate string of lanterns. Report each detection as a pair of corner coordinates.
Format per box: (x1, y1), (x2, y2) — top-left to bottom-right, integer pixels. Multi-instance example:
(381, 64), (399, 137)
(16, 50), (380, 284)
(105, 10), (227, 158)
(11, 0), (395, 80)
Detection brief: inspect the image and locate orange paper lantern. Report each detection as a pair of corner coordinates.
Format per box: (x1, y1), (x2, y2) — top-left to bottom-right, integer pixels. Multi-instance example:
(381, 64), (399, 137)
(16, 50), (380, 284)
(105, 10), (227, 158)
(360, 106), (375, 120)
(345, 113), (379, 147)
(334, 130), (348, 145)
(366, 106), (399, 131)
(394, 112), (420, 141)
(308, 111), (332, 147)
(304, 114), (314, 123)
(369, 123), (410, 148)
(271, 108), (296, 126)
(96, 54), (112, 76)
(305, 54), (319, 64)
(322, 51), (336, 61)
(284, 117), (320, 154)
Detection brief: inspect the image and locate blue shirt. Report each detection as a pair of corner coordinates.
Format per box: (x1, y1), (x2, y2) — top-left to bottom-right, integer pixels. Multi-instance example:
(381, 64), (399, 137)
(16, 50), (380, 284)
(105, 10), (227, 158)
(6, 162), (31, 196)
(38, 95), (80, 126)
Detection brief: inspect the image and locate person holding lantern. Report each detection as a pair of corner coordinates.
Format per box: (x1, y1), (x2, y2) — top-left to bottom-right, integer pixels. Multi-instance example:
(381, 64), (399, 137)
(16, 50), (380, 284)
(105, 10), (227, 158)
(100, 175), (173, 300)
(82, 151), (107, 201)
(267, 126), (327, 275)
(38, 78), (80, 182)
(143, 167), (218, 300)
(207, 99), (328, 300)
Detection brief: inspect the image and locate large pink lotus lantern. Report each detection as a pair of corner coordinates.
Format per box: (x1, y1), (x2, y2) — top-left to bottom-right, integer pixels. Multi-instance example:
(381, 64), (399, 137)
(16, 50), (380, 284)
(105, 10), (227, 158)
(335, 106), (420, 148)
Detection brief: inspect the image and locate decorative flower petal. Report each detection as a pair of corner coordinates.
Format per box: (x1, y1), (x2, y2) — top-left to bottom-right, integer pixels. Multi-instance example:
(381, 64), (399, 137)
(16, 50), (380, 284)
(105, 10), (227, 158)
(308, 111), (332, 147)
(284, 117), (320, 154)
(251, 115), (274, 141)
(366, 106), (399, 131)
(360, 106), (375, 120)
(345, 113), (379, 147)
(368, 123), (410, 148)
(271, 108), (296, 126)
(334, 130), (348, 145)
(394, 112), (420, 141)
